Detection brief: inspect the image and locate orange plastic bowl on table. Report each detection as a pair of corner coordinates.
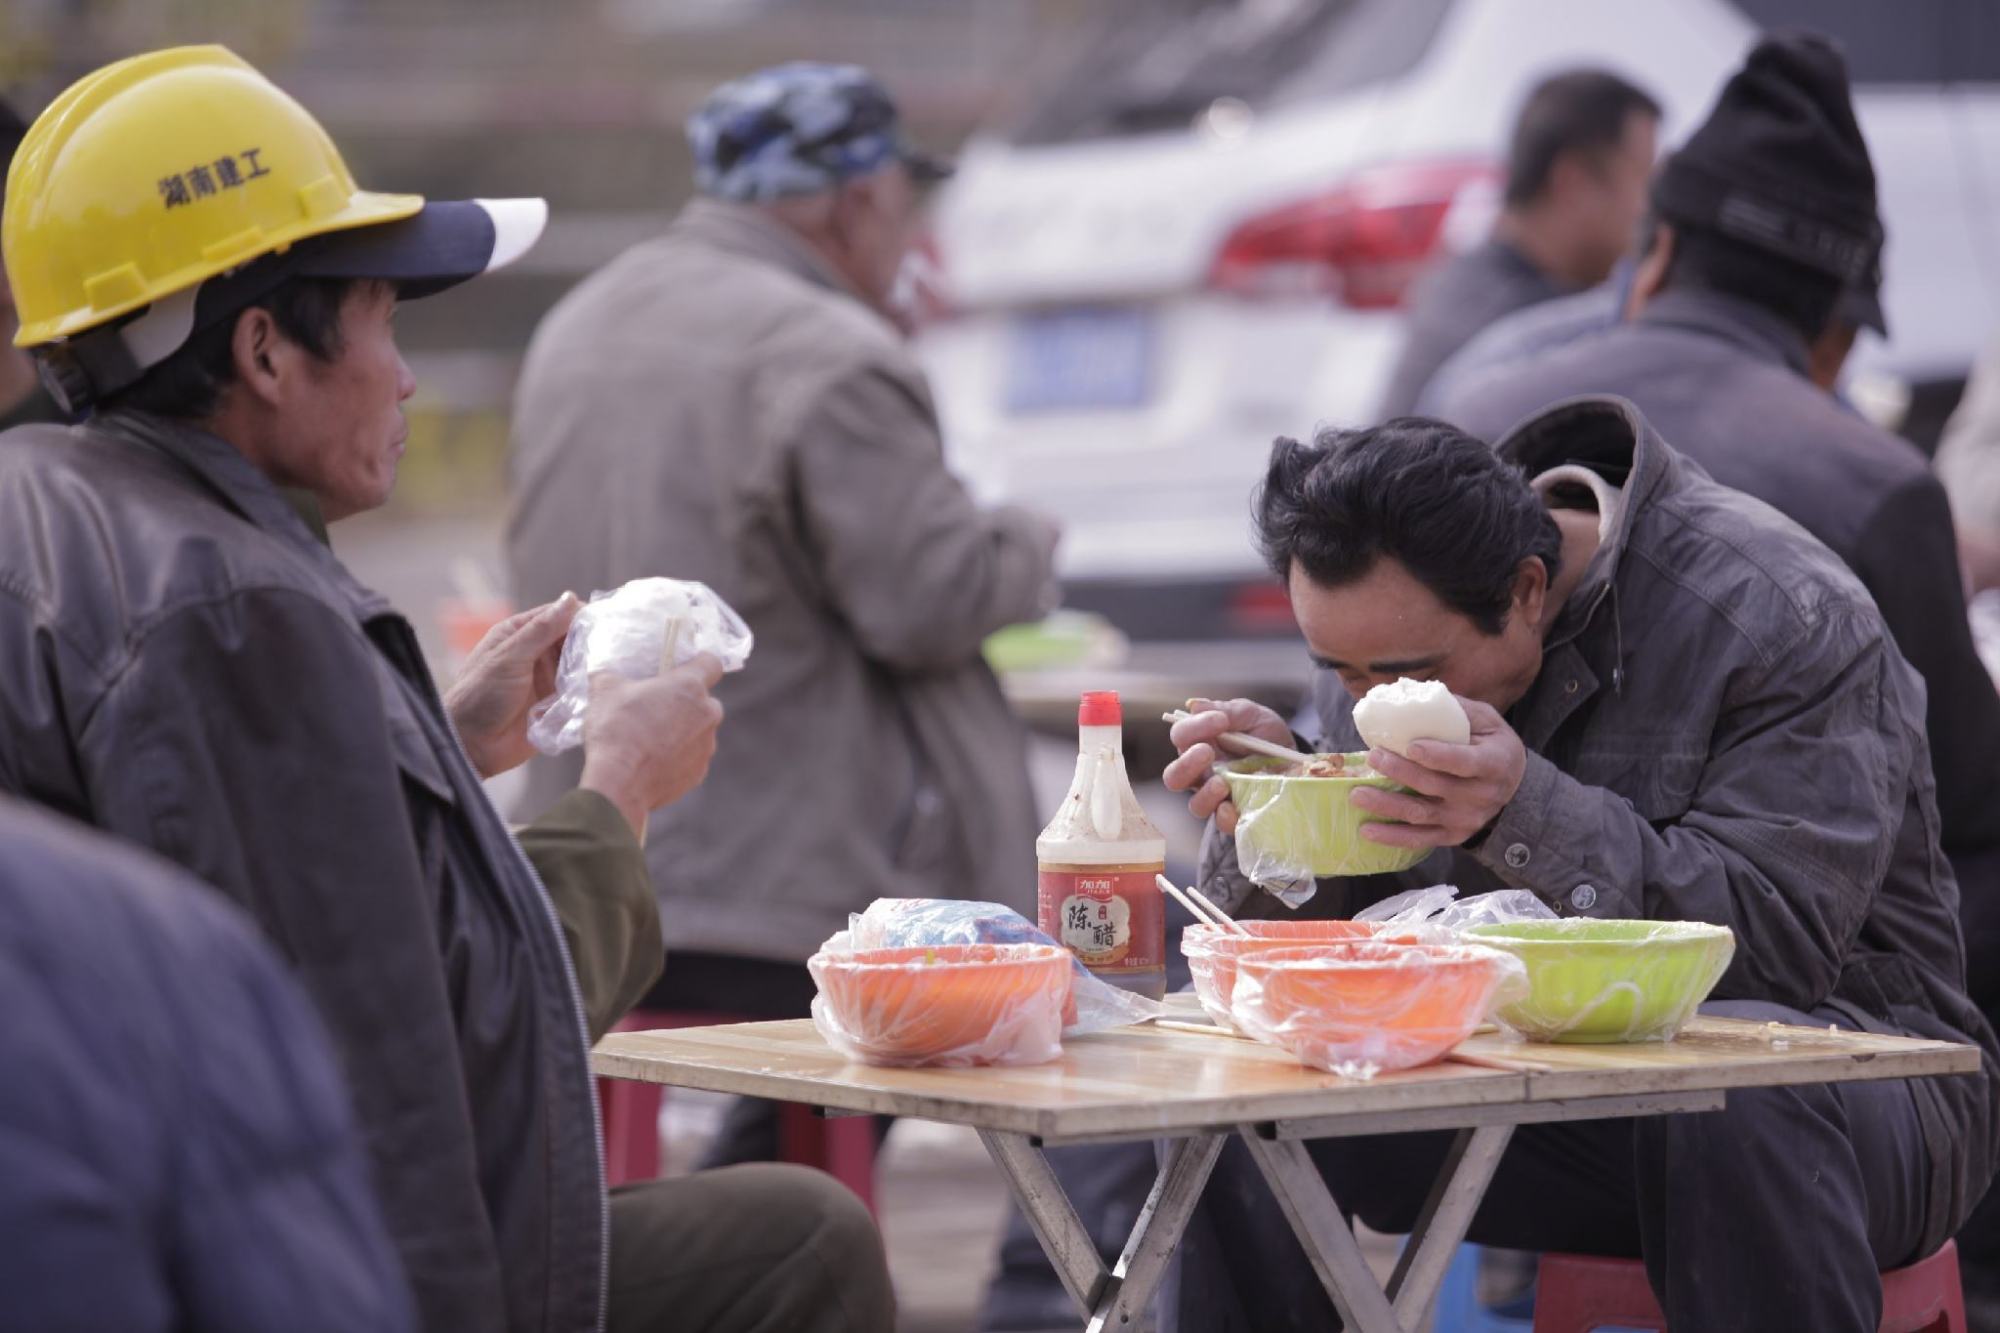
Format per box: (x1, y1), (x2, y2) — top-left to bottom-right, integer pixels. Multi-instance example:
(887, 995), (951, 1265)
(1182, 920), (1398, 1031)
(808, 942), (1073, 1067)
(1230, 941), (1522, 1076)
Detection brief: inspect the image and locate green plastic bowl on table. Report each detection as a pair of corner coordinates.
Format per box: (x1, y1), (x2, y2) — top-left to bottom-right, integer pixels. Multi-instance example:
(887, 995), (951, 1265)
(1461, 919), (1736, 1043)
(1220, 755), (1431, 880)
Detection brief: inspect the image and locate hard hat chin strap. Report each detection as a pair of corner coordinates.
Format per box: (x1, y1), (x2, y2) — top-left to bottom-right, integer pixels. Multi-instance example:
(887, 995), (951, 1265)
(34, 282), (212, 414)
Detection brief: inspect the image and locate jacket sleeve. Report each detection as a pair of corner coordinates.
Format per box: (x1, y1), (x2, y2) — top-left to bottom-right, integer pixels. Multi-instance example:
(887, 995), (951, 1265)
(789, 363), (1058, 670)
(1852, 474), (2000, 852)
(1471, 608), (1910, 1010)
(515, 788), (661, 1044)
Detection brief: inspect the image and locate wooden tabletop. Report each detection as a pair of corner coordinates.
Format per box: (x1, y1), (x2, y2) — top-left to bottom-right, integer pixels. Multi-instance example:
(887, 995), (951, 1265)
(591, 1010), (1980, 1142)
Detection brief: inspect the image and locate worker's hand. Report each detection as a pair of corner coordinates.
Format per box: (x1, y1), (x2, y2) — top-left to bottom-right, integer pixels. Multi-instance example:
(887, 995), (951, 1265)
(445, 592), (580, 779)
(579, 654), (726, 841)
(1348, 697), (1527, 849)
(1162, 697), (1294, 836)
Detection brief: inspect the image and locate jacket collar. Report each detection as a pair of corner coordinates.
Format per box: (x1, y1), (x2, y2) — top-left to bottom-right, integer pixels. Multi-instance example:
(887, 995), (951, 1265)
(94, 409), (395, 621)
(669, 197), (866, 304)
(1635, 287), (1811, 377)
(1495, 395), (1676, 654)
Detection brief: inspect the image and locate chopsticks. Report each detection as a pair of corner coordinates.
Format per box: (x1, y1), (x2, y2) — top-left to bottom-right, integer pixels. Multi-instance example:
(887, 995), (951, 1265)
(1162, 709), (1314, 766)
(1156, 874), (1249, 936)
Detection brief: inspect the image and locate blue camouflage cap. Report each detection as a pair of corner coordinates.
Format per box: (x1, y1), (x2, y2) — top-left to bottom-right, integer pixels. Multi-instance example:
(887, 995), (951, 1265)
(687, 62), (952, 203)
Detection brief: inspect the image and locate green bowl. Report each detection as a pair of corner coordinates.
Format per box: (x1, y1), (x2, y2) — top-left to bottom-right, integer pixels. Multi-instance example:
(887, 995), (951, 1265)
(1220, 755), (1431, 881)
(1462, 919), (1735, 1043)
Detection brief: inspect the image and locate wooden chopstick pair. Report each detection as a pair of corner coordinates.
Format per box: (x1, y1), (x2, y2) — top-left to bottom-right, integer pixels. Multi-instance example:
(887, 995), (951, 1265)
(1155, 874), (1248, 936)
(1161, 709), (1313, 766)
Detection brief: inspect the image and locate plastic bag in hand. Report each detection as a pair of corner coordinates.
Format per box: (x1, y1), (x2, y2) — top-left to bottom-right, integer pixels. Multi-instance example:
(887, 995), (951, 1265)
(836, 898), (1162, 1035)
(528, 578), (752, 754)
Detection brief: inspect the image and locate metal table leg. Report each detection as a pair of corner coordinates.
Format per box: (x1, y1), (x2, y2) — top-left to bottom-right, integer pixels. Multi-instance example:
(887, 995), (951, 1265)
(978, 1128), (1225, 1331)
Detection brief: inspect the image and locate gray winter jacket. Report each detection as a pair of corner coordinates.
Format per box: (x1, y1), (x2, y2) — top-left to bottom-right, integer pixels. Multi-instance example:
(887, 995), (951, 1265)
(508, 199), (1057, 961)
(1204, 396), (1999, 1245)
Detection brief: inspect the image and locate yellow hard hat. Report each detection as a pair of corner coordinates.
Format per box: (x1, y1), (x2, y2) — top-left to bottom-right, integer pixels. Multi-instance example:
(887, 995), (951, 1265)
(4, 45), (545, 404)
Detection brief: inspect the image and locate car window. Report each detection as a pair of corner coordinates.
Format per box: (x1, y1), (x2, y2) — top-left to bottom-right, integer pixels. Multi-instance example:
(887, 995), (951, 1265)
(1006, 0), (1455, 145)
(1728, 0), (2000, 83)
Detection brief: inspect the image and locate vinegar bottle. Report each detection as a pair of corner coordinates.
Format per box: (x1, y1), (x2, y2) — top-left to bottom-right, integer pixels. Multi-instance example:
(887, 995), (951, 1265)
(1036, 691), (1167, 999)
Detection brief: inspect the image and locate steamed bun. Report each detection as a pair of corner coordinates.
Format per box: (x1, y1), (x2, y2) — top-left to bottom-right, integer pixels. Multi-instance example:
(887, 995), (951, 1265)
(1352, 678), (1470, 758)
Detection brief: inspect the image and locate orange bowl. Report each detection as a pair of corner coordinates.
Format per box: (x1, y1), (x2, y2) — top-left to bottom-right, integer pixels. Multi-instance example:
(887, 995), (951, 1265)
(1182, 921), (1391, 1030)
(1231, 941), (1521, 1075)
(808, 943), (1073, 1067)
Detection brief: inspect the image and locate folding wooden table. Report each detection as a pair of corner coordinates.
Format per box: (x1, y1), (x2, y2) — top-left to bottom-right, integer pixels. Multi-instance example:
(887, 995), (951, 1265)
(592, 1007), (1978, 1333)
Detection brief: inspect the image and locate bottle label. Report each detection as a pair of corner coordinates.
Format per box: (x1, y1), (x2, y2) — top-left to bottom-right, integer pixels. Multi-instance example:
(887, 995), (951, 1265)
(1038, 868), (1164, 972)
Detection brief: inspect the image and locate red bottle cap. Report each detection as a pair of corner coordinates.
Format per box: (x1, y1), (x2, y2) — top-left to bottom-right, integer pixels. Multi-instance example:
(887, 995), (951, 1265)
(1078, 691), (1122, 727)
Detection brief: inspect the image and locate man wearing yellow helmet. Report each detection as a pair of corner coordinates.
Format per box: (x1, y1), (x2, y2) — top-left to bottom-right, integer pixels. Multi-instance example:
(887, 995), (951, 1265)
(0, 46), (892, 1333)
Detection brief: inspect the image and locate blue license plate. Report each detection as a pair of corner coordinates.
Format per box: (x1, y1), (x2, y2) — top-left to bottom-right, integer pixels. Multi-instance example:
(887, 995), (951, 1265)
(1005, 306), (1154, 414)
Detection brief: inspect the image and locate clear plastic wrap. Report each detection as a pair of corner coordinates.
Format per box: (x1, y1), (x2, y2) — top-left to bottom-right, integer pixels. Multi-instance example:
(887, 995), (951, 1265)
(528, 578), (753, 754)
(1356, 885), (1559, 934)
(1462, 919), (1736, 1043)
(1220, 756), (1431, 906)
(1182, 920), (1398, 1031)
(833, 898), (1162, 1034)
(1230, 941), (1528, 1079)
(808, 943), (1071, 1067)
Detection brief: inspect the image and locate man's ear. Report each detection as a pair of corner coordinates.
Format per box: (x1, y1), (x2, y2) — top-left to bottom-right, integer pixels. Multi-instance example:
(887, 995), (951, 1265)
(1512, 554), (1549, 629)
(1627, 222), (1673, 320)
(228, 305), (288, 407)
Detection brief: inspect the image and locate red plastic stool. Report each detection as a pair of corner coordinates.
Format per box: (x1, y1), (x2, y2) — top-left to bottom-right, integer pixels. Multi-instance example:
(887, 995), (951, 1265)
(596, 1009), (877, 1215)
(1532, 1242), (1966, 1332)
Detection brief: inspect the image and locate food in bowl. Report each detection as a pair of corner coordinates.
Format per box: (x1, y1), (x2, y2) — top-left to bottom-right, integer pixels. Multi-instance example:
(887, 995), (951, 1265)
(1221, 755), (1432, 881)
(808, 942), (1073, 1066)
(1183, 921), (1386, 1029)
(1231, 940), (1523, 1075)
(1462, 919), (1735, 1043)
(1351, 677), (1471, 758)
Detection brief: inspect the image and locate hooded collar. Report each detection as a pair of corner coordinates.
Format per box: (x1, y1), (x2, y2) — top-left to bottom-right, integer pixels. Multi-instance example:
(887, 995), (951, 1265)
(1495, 394), (1678, 653)
(93, 409), (395, 622)
(1636, 287), (1812, 378)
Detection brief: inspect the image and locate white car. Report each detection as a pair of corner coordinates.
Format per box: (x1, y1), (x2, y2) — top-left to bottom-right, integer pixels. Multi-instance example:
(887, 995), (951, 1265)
(919, 0), (2000, 708)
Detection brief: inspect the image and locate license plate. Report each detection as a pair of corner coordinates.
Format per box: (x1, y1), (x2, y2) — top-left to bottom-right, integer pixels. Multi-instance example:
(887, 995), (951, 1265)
(1004, 306), (1154, 414)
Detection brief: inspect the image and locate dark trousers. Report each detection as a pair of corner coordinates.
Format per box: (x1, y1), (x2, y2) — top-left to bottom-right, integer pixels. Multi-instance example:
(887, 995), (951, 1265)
(608, 1164), (893, 1332)
(642, 952), (889, 1167)
(1166, 1001), (1942, 1333)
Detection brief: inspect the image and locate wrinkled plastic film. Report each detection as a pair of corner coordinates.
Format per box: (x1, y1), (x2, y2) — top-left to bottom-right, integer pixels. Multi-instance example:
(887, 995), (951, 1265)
(1229, 941), (1527, 1079)
(838, 898), (1162, 1034)
(808, 943), (1069, 1068)
(528, 577), (753, 754)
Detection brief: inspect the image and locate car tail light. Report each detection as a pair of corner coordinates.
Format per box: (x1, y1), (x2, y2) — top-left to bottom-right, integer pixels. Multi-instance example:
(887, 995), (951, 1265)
(1228, 581), (1299, 635)
(1207, 158), (1499, 309)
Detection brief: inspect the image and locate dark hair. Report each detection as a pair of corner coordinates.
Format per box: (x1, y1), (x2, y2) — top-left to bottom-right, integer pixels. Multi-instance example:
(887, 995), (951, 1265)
(1644, 218), (1840, 341)
(1255, 418), (1562, 636)
(1504, 69), (1661, 208)
(98, 276), (355, 419)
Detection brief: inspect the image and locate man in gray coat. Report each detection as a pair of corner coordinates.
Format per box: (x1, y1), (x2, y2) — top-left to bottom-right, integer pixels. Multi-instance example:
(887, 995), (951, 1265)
(508, 63), (1059, 1161)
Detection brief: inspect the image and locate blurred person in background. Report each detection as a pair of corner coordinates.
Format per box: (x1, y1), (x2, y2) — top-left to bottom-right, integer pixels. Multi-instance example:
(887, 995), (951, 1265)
(0, 47), (891, 1333)
(507, 63), (1060, 1167)
(0, 797), (415, 1333)
(1441, 38), (2000, 1308)
(1938, 336), (2000, 594)
(0, 97), (62, 431)
(1373, 67), (1659, 419)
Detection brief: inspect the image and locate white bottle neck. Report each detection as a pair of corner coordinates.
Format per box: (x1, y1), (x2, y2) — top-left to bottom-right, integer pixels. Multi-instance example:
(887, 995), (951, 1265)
(1079, 724), (1123, 756)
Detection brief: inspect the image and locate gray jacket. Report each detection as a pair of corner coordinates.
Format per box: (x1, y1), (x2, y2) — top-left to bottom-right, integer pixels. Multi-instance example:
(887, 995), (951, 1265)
(1204, 397), (1998, 1241)
(0, 412), (637, 1333)
(1440, 290), (2000, 984)
(1375, 239), (1563, 419)
(508, 199), (1056, 962)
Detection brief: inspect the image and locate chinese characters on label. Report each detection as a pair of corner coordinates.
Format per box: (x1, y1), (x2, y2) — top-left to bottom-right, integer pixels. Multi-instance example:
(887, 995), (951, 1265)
(159, 148), (273, 210)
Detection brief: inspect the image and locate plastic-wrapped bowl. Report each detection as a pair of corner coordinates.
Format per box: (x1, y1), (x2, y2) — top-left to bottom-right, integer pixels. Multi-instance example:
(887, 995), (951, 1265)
(808, 943), (1072, 1067)
(1231, 941), (1523, 1076)
(1221, 755), (1432, 880)
(1182, 920), (1405, 1030)
(1462, 919), (1735, 1044)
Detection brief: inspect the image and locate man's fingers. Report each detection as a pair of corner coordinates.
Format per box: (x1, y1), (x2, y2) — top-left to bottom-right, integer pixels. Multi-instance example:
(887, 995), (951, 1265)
(1397, 738), (1487, 780)
(675, 652), (726, 689)
(1357, 819), (1452, 850)
(1364, 747), (1469, 796)
(1348, 783), (1442, 825)
(1163, 742), (1218, 793)
(1168, 710), (1232, 753)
